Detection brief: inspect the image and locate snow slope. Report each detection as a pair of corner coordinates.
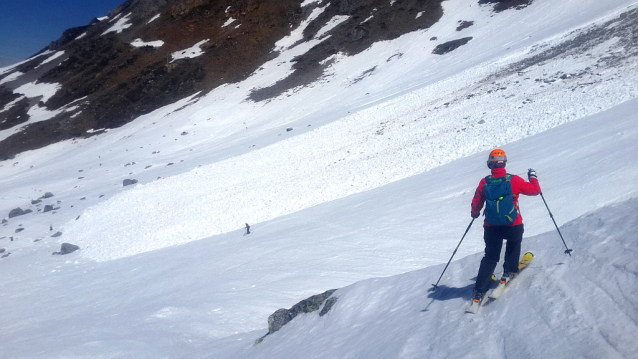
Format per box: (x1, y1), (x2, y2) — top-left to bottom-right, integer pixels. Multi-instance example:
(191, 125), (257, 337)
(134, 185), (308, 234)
(2, 99), (638, 359)
(49, 0), (638, 261)
(1, 0), (638, 358)
(217, 197), (638, 359)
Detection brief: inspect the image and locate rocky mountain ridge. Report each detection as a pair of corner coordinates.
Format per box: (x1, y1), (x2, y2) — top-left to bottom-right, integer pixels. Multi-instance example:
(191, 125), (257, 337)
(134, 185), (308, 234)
(0, 0), (530, 160)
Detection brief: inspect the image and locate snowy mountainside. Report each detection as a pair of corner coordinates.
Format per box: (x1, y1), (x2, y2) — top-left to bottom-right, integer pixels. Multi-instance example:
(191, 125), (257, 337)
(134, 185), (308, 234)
(0, 0), (446, 158)
(0, 0), (638, 358)
(219, 197), (638, 359)
(2, 0), (635, 262)
(2, 99), (638, 358)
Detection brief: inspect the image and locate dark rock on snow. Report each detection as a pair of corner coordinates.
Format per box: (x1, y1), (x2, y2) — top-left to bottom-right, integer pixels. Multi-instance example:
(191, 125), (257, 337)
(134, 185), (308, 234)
(320, 296), (338, 316)
(479, 0), (535, 13)
(53, 243), (80, 255)
(9, 208), (26, 218)
(432, 37), (473, 55)
(456, 20), (474, 31)
(51, 231), (63, 238)
(256, 289), (338, 344)
(0, 0), (449, 160)
(123, 179), (138, 186)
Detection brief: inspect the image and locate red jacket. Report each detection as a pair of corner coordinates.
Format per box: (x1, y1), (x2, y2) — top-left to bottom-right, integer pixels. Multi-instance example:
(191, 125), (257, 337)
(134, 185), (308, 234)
(471, 167), (541, 226)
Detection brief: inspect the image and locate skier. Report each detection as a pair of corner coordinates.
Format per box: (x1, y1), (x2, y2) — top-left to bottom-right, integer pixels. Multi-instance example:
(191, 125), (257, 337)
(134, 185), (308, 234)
(470, 149), (540, 304)
(245, 223), (251, 235)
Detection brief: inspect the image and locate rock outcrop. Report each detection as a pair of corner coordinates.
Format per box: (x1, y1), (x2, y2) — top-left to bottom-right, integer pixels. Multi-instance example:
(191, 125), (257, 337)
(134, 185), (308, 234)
(52, 243), (80, 255)
(0, 0), (450, 160)
(256, 289), (338, 344)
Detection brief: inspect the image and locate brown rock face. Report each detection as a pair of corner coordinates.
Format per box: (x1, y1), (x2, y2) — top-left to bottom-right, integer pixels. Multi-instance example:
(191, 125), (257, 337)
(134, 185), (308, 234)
(0, 0), (447, 160)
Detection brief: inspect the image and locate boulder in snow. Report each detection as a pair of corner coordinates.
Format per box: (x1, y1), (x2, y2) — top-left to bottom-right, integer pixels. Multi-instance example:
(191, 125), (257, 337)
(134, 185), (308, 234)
(9, 208), (25, 218)
(456, 20), (474, 31)
(256, 289), (337, 344)
(319, 297), (338, 317)
(123, 179), (138, 186)
(52, 243), (80, 255)
(432, 37), (473, 55)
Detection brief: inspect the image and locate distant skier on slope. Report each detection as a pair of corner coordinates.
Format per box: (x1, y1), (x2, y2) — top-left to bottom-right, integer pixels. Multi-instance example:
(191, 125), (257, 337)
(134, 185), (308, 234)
(470, 149), (541, 304)
(245, 223), (251, 235)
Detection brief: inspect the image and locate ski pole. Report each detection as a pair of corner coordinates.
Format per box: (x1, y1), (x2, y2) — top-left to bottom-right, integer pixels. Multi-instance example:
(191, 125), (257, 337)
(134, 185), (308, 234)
(540, 192), (573, 256)
(431, 218), (475, 291)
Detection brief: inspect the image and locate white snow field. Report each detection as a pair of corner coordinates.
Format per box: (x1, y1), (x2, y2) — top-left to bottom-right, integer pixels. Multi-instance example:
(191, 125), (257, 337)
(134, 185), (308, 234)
(1, 0), (638, 358)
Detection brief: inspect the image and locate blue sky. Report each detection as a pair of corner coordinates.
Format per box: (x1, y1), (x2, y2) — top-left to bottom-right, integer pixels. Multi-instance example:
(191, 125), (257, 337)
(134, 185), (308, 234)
(0, 0), (125, 66)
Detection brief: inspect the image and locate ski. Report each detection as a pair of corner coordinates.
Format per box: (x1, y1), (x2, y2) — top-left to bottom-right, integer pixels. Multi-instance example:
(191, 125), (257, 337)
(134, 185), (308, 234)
(488, 252), (534, 299)
(465, 292), (487, 314)
(465, 274), (496, 314)
(465, 253), (533, 313)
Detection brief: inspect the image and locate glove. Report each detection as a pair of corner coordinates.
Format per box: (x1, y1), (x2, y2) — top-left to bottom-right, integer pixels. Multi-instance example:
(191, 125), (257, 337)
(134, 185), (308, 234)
(471, 213), (480, 219)
(528, 168), (537, 180)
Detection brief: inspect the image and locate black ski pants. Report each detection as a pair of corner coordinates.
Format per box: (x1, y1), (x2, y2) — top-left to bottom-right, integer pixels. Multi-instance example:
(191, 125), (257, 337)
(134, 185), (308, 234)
(475, 224), (524, 293)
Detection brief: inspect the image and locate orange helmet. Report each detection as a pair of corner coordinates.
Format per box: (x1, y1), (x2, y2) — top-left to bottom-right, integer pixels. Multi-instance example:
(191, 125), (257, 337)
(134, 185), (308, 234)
(487, 149), (507, 169)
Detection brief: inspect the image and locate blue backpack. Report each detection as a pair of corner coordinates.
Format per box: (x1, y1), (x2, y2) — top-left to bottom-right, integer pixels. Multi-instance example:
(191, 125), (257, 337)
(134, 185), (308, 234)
(484, 174), (518, 225)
